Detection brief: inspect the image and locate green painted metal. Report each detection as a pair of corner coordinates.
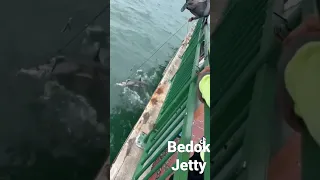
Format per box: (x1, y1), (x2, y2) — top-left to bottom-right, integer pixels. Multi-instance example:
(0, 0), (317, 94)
(204, 106), (210, 180)
(211, 0), (269, 108)
(210, 0), (320, 179)
(132, 19), (210, 180)
(174, 20), (201, 180)
(243, 64), (276, 180)
(302, 129), (320, 180)
(147, 106), (186, 151)
(209, 0), (278, 179)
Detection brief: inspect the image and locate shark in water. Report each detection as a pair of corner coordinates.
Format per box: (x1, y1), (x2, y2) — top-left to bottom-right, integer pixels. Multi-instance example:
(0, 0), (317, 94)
(116, 78), (148, 88)
(116, 76), (151, 101)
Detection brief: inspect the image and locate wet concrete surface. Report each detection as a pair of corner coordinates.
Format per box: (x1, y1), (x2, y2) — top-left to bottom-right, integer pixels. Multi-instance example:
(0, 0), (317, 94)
(0, 1), (109, 179)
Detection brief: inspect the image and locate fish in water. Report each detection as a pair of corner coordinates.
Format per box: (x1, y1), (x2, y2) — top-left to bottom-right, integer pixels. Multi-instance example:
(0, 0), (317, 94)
(116, 79), (148, 88)
(181, 0), (210, 22)
(116, 78), (151, 101)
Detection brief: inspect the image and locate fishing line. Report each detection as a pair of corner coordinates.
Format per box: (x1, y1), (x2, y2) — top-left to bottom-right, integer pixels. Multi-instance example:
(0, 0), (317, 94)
(125, 25), (209, 87)
(57, 5), (108, 53)
(41, 4), (108, 61)
(125, 21), (189, 81)
(187, 21), (190, 34)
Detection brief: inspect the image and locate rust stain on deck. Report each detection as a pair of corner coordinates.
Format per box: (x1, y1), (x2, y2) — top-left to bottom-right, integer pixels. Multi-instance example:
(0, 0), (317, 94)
(151, 98), (158, 105)
(149, 85), (166, 106)
(156, 87), (164, 94)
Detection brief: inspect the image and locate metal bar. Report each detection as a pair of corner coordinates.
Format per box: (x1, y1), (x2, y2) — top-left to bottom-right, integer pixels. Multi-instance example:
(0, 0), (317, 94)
(174, 25), (202, 180)
(154, 99), (186, 132)
(212, 123), (245, 177)
(203, 21), (210, 67)
(212, 0), (266, 70)
(211, 105), (249, 155)
(213, 148), (244, 180)
(243, 64), (276, 180)
(151, 103), (186, 142)
(134, 122), (183, 179)
(155, 78), (192, 128)
(143, 156), (175, 180)
(203, 20), (211, 180)
(301, 129), (320, 180)
(146, 111), (185, 158)
(141, 152), (175, 180)
(210, 2), (276, 126)
(204, 105), (211, 180)
(155, 94), (188, 129)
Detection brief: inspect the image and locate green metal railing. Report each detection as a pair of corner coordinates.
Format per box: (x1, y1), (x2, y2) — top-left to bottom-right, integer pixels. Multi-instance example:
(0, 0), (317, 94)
(133, 18), (210, 180)
(211, 0), (320, 180)
(210, 0), (276, 179)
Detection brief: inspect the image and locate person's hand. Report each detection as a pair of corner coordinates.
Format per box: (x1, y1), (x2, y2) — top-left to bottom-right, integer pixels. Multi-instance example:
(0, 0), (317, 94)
(188, 17), (194, 22)
(197, 66), (210, 103)
(284, 16), (320, 45)
(198, 66), (210, 75)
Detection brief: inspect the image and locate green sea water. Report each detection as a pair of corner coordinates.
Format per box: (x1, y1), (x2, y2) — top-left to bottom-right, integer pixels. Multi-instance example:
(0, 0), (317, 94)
(0, 0), (190, 179)
(110, 0), (191, 162)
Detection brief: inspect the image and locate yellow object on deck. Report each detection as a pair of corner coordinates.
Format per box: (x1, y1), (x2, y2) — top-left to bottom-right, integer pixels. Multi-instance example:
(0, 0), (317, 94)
(199, 74), (210, 107)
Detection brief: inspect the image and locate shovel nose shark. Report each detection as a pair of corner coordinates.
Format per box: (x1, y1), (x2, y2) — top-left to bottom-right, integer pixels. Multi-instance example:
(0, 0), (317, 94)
(116, 79), (148, 88)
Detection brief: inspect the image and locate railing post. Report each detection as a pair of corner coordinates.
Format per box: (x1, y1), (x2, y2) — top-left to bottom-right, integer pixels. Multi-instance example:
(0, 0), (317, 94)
(174, 20), (203, 180)
(298, 1), (320, 179)
(243, 64), (276, 180)
(302, 129), (320, 179)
